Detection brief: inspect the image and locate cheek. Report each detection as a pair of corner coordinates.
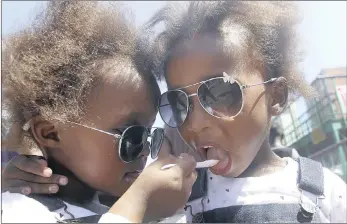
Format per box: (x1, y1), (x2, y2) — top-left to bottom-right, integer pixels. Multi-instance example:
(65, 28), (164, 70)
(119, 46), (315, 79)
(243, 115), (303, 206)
(80, 138), (123, 177)
(178, 125), (193, 145)
(221, 89), (269, 149)
(242, 88), (270, 130)
(59, 130), (126, 191)
(223, 90), (270, 166)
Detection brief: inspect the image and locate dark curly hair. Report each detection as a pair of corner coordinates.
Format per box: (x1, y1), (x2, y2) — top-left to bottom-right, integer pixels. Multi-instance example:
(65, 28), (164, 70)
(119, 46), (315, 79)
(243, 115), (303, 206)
(145, 1), (315, 98)
(2, 1), (160, 153)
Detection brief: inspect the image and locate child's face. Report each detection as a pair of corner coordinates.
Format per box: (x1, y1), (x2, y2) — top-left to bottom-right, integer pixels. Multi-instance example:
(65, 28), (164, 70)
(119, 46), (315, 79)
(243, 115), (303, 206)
(165, 38), (274, 177)
(51, 73), (157, 197)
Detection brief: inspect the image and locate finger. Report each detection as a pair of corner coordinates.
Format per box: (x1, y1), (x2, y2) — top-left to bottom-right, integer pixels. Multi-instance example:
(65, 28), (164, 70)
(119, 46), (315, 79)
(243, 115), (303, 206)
(155, 154), (178, 166)
(3, 186), (32, 195)
(176, 153), (196, 176)
(15, 155), (52, 177)
(7, 167), (68, 185)
(25, 155), (48, 166)
(157, 138), (172, 159)
(185, 170), (198, 188)
(183, 170), (197, 199)
(4, 179), (60, 194)
(28, 183), (60, 194)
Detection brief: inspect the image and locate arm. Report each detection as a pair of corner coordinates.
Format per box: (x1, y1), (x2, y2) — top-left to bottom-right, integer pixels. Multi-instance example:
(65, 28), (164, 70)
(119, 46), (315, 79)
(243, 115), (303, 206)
(99, 154), (197, 223)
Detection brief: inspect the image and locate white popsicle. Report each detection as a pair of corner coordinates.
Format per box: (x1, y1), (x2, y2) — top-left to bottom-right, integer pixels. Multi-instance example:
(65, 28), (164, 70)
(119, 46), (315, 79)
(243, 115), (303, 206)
(161, 159), (219, 170)
(196, 159), (219, 168)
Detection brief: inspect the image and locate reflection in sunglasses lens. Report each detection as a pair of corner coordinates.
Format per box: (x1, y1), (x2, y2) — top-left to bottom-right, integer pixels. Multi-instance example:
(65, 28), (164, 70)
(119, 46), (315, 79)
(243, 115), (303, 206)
(159, 77), (243, 128)
(199, 79), (242, 118)
(151, 128), (164, 159)
(159, 90), (188, 127)
(120, 126), (147, 162)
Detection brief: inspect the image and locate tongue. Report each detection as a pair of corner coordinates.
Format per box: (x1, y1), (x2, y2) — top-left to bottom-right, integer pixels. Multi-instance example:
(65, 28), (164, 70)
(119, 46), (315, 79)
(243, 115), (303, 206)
(207, 148), (229, 171)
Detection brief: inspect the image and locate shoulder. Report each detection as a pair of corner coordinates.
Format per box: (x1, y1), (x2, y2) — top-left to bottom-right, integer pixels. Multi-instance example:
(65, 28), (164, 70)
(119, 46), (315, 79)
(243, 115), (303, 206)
(282, 157), (345, 222)
(322, 168), (346, 223)
(2, 191), (57, 223)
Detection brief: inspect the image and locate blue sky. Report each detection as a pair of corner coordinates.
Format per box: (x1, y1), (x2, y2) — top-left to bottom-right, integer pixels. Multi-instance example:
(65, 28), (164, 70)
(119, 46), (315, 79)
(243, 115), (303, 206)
(2, 1), (346, 126)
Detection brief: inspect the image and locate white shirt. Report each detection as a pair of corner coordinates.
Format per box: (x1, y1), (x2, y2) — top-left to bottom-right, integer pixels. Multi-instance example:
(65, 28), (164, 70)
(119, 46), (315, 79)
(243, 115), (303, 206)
(2, 157), (345, 223)
(184, 157), (346, 223)
(1, 192), (186, 223)
(1, 192), (112, 223)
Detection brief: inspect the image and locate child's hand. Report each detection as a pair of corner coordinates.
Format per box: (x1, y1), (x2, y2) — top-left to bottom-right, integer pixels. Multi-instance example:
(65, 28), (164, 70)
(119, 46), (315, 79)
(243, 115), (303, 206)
(108, 153), (197, 222)
(2, 155), (68, 195)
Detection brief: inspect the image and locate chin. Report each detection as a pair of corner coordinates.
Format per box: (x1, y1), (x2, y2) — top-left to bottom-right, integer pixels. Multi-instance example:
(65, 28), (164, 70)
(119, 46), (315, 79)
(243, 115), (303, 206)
(223, 165), (247, 178)
(220, 170), (239, 178)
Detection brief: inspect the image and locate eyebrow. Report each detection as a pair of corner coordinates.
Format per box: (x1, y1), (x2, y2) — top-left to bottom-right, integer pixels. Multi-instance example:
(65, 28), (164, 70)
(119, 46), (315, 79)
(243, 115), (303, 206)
(123, 112), (141, 126)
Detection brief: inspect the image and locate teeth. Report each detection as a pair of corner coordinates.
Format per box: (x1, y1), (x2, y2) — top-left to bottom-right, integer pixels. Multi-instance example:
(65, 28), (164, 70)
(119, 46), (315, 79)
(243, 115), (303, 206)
(203, 146), (213, 149)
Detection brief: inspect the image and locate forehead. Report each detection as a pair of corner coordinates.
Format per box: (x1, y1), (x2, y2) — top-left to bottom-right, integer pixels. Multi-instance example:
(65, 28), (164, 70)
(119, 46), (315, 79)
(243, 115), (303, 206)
(84, 73), (156, 126)
(166, 45), (232, 89)
(166, 35), (259, 89)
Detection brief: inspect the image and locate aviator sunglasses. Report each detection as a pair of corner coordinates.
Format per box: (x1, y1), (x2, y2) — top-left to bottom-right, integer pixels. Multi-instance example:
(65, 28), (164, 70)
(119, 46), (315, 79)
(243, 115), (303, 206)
(159, 72), (277, 128)
(23, 120), (164, 163)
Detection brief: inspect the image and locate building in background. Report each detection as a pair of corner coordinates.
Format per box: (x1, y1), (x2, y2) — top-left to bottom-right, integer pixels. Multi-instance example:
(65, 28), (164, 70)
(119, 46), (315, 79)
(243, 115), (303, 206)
(274, 67), (347, 180)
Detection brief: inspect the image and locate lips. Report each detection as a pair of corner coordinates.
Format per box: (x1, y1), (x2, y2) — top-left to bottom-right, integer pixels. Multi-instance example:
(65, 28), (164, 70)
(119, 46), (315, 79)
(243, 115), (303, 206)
(209, 156), (232, 176)
(123, 170), (142, 183)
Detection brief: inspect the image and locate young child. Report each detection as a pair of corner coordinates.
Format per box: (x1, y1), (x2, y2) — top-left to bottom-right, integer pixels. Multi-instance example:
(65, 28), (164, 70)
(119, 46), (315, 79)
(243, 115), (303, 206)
(3, 1), (346, 223)
(1, 1), (196, 223)
(148, 1), (346, 223)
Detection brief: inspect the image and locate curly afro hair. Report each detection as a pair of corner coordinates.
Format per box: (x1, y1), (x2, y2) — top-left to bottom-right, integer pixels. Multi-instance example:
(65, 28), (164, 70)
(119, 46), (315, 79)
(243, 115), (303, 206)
(145, 1), (315, 98)
(2, 1), (160, 153)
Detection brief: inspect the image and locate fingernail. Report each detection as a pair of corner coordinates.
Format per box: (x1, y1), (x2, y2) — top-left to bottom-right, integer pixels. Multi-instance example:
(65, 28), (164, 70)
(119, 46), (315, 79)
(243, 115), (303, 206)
(49, 185), (59, 193)
(22, 187), (31, 195)
(43, 168), (52, 177)
(59, 177), (68, 186)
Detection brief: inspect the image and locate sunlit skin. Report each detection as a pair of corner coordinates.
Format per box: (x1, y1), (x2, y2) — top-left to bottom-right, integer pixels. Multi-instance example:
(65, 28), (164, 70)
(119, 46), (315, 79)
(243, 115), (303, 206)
(165, 36), (287, 177)
(34, 72), (157, 197)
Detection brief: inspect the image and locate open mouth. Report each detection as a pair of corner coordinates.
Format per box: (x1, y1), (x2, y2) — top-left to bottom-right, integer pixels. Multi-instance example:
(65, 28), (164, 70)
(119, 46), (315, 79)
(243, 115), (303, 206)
(196, 144), (232, 176)
(194, 145), (214, 160)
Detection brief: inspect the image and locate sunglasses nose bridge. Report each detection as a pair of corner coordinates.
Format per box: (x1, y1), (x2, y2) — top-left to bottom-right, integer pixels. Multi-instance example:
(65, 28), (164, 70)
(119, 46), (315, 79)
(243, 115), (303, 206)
(188, 93), (197, 97)
(141, 141), (150, 158)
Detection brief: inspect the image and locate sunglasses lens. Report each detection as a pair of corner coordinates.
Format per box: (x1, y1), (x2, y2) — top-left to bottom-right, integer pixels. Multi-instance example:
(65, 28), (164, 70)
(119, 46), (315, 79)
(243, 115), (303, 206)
(198, 78), (243, 118)
(159, 90), (188, 127)
(150, 128), (164, 159)
(120, 126), (147, 162)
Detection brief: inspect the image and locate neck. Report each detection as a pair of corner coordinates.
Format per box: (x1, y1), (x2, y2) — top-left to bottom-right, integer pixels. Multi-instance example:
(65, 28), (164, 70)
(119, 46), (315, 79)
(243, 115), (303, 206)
(238, 138), (286, 177)
(47, 158), (96, 205)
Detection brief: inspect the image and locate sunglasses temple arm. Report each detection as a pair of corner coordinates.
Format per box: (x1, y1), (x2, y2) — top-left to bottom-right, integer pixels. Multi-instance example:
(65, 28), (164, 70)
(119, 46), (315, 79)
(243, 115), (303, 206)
(242, 78), (277, 89)
(66, 121), (120, 138)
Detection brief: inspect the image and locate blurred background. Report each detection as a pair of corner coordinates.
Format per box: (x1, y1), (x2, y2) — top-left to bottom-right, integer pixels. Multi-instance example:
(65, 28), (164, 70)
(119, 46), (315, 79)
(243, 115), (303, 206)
(1, 1), (346, 181)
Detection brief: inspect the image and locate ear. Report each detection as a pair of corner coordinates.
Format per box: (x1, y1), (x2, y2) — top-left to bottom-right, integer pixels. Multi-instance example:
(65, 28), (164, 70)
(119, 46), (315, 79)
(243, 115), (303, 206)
(270, 77), (288, 116)
(30, 117), (61, 149)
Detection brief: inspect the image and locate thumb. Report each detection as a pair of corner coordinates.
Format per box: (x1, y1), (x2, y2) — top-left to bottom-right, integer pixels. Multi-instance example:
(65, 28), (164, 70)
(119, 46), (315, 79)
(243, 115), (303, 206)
(176, 153), (196, 177)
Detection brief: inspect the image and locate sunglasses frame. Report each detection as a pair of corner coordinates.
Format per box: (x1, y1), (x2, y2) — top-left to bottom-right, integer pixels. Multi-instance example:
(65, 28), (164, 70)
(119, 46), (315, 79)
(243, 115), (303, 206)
(159, 72), (278, 128)
(59, 121), (164, 163)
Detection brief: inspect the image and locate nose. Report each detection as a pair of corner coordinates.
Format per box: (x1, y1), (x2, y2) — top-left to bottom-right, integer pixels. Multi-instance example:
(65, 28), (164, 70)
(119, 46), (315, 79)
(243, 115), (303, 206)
(184, 96), (209, 134)
(140, 141), (150, 158)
